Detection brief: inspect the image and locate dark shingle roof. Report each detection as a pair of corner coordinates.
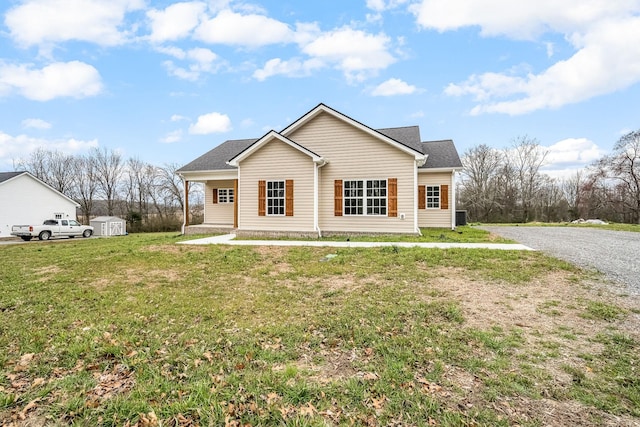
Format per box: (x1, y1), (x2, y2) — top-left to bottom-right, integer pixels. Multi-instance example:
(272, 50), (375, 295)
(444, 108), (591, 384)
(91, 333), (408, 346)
(420, 140), (463, 169)
(0, 171), (25, 184)
(376, 126), (423, 153)
(177, 139), (257, 172)
(178, 131), (463, 172)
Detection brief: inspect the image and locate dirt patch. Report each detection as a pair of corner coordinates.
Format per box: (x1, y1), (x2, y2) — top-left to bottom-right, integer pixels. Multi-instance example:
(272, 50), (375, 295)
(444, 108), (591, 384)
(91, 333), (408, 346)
(144, 244), (208, 254)
(85, 364), (135, 407)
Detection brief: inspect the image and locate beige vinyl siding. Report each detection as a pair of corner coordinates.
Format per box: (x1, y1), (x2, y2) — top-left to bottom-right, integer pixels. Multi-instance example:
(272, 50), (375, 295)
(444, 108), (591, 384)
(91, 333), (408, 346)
(204, 180), (235, 225)
(418, 172), (452, 228)
(288, 111), (416, 234)
(238, 139), (315, 232)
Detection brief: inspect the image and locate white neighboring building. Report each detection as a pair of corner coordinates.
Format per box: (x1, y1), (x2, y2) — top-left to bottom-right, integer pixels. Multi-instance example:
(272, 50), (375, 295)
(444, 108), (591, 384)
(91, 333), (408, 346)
(0, 171), (80, 237)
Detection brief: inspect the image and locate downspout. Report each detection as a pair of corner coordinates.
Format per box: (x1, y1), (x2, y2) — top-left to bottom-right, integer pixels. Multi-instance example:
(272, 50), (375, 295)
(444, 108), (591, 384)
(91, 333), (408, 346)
(314, 158), (328, 237)
(414, 155), (427, 236)
(181, 176), (189, 235)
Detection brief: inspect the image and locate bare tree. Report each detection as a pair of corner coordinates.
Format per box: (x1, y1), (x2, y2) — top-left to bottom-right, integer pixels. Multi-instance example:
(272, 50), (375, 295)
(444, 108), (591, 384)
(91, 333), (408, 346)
(70, 155), (98, 223)
(561, 171), (585, 220)
(92, 147), (124, 216)
(507, 136), (548, 222)
(459, 144), (502, 222)
(596, 130), (640, 223)
(157, 163), (187, 212)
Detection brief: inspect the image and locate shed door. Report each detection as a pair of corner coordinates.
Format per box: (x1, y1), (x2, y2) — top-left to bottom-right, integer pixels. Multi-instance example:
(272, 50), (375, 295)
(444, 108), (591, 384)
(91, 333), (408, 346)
(110, 221), (123, 236)
(101, 223), (106, 236)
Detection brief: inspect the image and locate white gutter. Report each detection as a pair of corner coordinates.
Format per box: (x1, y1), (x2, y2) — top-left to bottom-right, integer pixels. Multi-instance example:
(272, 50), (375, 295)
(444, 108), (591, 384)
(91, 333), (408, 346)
(314, 158), (328, 237)
(414, 160), (421, 235)
(180, 175), (187, 235)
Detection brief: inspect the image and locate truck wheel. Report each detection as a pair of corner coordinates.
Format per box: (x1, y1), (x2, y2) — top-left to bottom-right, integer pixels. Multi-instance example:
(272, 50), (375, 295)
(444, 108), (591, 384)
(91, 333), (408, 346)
(20, 236), (32, 241)
(82, 229), (93, 238)
(39, 231), (51, 241)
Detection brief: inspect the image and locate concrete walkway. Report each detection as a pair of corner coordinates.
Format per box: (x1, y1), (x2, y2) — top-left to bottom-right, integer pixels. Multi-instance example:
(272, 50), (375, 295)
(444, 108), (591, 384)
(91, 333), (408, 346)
(178, 234), (534, 250)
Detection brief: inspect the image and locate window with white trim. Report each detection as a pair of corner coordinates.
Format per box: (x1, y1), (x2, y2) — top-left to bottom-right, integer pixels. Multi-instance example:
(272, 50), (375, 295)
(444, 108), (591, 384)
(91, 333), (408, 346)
(426, 185), (440, 208)
(343, 179), (387, 216)
(267, 181), (285, 215)
(218, 188), (234, 203)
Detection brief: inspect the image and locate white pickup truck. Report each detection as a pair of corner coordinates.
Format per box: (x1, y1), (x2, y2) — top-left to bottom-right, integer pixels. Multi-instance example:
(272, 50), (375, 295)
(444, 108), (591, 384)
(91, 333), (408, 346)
(11, 219), (94, 241)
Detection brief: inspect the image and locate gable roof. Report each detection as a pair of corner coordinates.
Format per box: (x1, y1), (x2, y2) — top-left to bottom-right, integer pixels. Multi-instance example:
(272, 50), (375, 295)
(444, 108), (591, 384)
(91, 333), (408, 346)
(0, 171), (80, 206)
(0, 171), (25, 184)
(420, 140), (463, 170)
(281, 103), (426, 160)
(228, 131), (324, 167)
(177, 138), (256, 172)
(178, 104), (463, 173)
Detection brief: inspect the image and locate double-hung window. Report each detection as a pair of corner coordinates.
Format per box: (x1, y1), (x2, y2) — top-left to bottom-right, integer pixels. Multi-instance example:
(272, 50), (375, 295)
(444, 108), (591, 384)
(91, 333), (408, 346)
(343, 179), (387, 216)
(426, 185), (440, 208)
(267, 181), (285, 216)
(218, 188), (234, 203)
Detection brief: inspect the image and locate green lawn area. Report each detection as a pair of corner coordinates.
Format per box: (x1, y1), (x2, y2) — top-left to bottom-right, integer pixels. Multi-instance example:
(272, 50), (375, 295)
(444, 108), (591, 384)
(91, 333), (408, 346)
(1, 233), (639, 426)
(243, 225), (515, 243)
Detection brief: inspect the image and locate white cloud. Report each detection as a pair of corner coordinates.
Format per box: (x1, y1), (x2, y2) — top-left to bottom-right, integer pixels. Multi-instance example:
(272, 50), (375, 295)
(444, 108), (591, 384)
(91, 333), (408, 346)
(147, 2), (207, 43)
(367, 0), (409, 12)
(194, 9), (294, 47)
(0, 61), (103, 101)
(160, 130), (183, 144)
(302, 28), (395, 82)
(188, 112), (232, 134)
(5, 0), (144, 48)
(371, 78), (418, 96)
(170, 114), (189, 122)
(22, 118), (52, 130)
(0, 131), (98, 167)
(159, 47), (220, 81)
(539, 137), (606, 178)
(253, 57), (323, 81)
(411, 0), (640, 115)
(545, 137), (605, 167)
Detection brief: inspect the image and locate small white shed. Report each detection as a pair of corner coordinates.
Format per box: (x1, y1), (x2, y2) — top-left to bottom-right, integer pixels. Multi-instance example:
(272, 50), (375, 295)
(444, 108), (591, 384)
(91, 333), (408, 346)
(90, 216), (127, 236)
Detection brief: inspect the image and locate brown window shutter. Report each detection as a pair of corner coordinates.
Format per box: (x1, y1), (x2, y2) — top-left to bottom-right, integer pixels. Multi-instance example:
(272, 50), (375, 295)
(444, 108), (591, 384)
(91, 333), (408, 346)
(334, 180), (343, 216)
(388, 178), (397, 217)
(286, 179), (294, 216)
(441, 185), (449, 210)
(212, 189), (218, 204)
(258, 180), (266, 216)
(418, 185), (425, 209)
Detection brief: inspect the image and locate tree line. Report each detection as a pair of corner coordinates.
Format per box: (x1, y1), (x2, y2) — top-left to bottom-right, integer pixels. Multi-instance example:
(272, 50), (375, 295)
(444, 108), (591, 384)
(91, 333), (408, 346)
(15, 147), (204, 232)
(457, 130), (640, 224)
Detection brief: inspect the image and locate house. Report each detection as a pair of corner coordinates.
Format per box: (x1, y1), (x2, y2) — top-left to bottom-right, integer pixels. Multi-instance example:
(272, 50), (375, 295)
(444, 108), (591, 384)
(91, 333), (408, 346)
(177, 103), (462, 236)
(0, 171), (80, 237)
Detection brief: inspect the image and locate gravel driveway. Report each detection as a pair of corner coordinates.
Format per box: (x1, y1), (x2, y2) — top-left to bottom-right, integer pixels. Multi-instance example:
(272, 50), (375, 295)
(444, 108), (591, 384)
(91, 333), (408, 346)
(480, 226), (640, 294)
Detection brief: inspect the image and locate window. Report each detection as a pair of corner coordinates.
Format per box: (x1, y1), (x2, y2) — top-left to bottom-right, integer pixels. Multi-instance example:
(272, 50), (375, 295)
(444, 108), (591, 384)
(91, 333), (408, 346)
(344, 180), (363, 215)
(343, 179), (387, 216)
(54, 213), (63, 219)
(218, 188), (234, 203)
(426, 185), (440, 208)
(267, 181), (285, 215)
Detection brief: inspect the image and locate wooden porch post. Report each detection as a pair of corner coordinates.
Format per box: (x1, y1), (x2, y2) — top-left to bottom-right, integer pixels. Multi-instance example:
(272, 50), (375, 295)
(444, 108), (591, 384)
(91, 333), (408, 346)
(233, 179), (238, 228)
(184, 180), (190, 227)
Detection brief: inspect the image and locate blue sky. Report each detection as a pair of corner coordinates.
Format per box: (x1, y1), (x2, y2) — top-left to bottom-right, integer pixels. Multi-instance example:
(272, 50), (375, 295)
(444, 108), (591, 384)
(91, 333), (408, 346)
(1, 0), (639, 178)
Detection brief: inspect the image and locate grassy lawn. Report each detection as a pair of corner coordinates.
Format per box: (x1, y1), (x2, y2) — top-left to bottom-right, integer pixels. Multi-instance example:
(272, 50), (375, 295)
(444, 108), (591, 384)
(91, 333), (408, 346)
(477, 222), (640, 233)
(1, 233), (639, 426)
(243, 225), (515, 243)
